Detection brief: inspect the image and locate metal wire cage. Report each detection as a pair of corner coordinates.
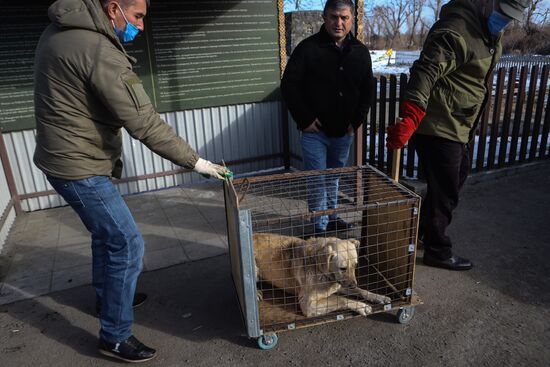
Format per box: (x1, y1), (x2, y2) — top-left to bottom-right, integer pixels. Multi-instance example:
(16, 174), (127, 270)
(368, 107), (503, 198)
(224, 165), (421, 349)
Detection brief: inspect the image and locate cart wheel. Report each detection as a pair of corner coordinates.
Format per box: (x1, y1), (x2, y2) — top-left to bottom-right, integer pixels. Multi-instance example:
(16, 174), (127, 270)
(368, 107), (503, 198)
(257, 333), (278, 350)
(396, 306), (415, 324)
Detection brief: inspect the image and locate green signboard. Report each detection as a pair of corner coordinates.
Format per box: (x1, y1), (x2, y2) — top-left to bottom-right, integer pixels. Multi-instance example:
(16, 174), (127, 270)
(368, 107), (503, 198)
(0, 4), (50, 132)
(0, 1), (281, 133)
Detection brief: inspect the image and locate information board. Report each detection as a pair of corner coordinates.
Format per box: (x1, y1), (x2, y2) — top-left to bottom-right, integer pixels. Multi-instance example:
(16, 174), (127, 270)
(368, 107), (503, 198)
(0, 4), (50, 132)
(0, 1), (282, 132)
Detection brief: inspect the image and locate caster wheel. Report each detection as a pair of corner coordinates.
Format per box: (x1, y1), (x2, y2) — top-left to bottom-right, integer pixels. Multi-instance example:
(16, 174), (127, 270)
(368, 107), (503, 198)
(396, 306), (415, 324)
(257, 333), (278, 350)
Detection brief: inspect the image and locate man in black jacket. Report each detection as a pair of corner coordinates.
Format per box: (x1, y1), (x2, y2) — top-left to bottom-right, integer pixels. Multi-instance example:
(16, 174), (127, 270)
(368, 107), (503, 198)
(281, 0), (373, 233)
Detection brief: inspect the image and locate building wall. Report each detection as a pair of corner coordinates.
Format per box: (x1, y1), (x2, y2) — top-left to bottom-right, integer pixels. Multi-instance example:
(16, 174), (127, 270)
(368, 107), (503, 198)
(285, 11), (324, 56)
(4, 101), (284, 211)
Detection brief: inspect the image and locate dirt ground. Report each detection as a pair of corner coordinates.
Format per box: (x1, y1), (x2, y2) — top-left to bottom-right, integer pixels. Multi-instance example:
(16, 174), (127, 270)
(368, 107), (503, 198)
(1, 163), (549, 367)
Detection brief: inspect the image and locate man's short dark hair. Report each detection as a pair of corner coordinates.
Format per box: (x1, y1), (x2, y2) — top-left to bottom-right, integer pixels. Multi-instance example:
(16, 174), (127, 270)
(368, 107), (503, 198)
(323, 0), (355, 16)
(100, 0), (150, 9)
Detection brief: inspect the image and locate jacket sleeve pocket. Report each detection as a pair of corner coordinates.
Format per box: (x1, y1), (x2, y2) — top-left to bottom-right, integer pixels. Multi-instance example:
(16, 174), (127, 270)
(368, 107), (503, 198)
(123, 75), (152, 114)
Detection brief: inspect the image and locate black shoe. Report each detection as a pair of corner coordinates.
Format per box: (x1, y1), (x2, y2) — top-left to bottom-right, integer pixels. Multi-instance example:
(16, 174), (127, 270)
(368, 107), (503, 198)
(99, 335), (156, 363)
(96, 293), (148, 316)
(423, 253), (473, 271)
(326, 218), (355, 232)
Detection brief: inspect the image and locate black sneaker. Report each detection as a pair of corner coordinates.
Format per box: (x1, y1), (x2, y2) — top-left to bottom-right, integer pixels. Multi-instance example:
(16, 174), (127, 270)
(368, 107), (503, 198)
(96, 292), (148, 317)
(99, 335), (156, 363)
(326, 217), (355, 232)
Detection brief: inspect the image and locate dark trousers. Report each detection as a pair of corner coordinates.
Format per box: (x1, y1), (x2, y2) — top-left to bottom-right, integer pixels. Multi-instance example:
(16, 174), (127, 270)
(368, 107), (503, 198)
(412, 134), (469, 260)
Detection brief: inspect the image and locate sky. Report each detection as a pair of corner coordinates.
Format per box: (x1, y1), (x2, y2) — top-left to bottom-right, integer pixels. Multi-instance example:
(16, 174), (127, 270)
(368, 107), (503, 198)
(283, 0), (324, 12)
(284, 0), (400, 13)
(283, 0), (550, 25)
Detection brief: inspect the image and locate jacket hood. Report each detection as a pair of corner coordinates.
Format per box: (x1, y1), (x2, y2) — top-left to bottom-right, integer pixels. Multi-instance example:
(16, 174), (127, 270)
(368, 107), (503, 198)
(439, 0), (491, 42)
(48, 0), (126, 52)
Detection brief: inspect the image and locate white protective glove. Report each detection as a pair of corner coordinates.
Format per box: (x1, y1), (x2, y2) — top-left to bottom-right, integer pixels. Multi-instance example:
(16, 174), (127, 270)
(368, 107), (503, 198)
(193, 158), (230, 180)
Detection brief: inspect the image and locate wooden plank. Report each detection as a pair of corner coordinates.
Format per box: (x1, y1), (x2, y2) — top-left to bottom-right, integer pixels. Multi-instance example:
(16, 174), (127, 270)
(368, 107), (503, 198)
(529, 65), (549, 161)
(476, 72), (494, 172)
(391, 148), (401, 181)
(281, 100), (291, 170)
(369, 78), (378, 166)
(497, 67), (517, 168)
(539, 76), (550, 159)
(508, 66), (528, 165)
(378, 76), (387, 171)
(398, 73), (414, 178)
(364, 182), (417, 302)
(387, 75), (397, 176)
(488, 68), (506, 169)
(519, 65), (539, 163)
(355, 124), (364, 166)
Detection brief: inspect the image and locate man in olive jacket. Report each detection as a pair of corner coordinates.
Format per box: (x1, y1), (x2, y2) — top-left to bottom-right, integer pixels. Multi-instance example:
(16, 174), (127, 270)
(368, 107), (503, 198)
(387, 0), (530, 270)
(281, 0), (373, 233)
(34, 0), (230, 362)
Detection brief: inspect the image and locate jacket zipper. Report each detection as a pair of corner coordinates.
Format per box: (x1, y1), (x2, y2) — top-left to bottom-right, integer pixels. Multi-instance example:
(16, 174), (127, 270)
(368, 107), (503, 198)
(470, 40), (498, 142)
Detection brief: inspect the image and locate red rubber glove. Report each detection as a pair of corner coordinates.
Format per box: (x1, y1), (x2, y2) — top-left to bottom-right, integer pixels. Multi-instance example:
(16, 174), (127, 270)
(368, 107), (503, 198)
(387, 100), (426, 150)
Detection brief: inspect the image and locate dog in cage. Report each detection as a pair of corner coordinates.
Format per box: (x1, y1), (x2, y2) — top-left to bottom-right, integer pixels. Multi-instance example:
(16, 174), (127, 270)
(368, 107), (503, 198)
(253, 233), (391, 317)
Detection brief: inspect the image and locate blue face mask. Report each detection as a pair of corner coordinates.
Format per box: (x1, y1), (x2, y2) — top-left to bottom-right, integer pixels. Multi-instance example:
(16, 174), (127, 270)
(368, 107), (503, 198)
(487, 9), (512, 35)
(112, 4), (140, 43)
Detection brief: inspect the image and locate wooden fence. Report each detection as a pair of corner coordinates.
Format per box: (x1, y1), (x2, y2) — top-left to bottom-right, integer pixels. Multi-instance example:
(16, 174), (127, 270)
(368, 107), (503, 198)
(361, 64), (550, 179)
(497, 55), (550, 70)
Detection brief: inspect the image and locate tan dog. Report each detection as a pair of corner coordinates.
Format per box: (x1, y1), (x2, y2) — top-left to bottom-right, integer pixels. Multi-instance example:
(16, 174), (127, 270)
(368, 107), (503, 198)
(253, 233), (391, 317)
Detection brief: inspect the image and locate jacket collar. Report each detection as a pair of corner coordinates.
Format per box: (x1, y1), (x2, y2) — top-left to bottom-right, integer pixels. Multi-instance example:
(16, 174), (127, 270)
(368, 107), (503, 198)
(440, 0), (501, 46)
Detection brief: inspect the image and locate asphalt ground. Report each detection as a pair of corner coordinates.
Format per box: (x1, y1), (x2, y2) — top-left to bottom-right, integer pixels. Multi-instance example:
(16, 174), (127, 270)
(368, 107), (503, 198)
(1, 162), (549, 367)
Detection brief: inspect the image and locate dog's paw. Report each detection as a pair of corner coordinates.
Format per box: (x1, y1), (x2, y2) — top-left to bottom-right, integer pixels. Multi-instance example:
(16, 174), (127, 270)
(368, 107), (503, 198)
(375, 295), (392, 304)
(355, 302), (372, 316)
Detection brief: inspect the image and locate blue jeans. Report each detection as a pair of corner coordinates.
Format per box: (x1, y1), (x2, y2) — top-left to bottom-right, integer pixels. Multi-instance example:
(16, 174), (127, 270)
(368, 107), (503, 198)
(47, 175), (144, 343)
(301, 131), (353, 230)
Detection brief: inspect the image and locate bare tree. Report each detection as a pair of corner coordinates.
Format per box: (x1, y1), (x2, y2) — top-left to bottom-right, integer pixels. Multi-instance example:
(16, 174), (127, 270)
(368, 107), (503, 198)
(375, 0), (410, 48)
(524, 0), (547, 34)
(364, 0), (383, 47)
(427, 0), (444, 22)
(407, 0), (426, 48)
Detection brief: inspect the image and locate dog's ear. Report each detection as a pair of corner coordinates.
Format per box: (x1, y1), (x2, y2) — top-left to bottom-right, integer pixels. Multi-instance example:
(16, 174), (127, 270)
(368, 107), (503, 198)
(350, 239), (360, 249)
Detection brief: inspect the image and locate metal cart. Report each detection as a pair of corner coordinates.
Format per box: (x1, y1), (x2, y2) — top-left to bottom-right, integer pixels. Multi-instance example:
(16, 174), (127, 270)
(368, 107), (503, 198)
(224, 164), (422, 350)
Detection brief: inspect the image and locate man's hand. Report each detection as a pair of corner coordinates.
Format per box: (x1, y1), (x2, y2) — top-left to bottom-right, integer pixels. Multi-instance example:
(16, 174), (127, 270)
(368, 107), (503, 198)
(303, 118), (322, 132)
(193, 158), (232, 180)
(386, 100), (426, 150)
(387, 117), (416, 150)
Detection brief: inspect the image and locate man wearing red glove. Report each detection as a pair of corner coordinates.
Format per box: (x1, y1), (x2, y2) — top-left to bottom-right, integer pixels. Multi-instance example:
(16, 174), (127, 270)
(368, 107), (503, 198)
(387, 0), (530, 270)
